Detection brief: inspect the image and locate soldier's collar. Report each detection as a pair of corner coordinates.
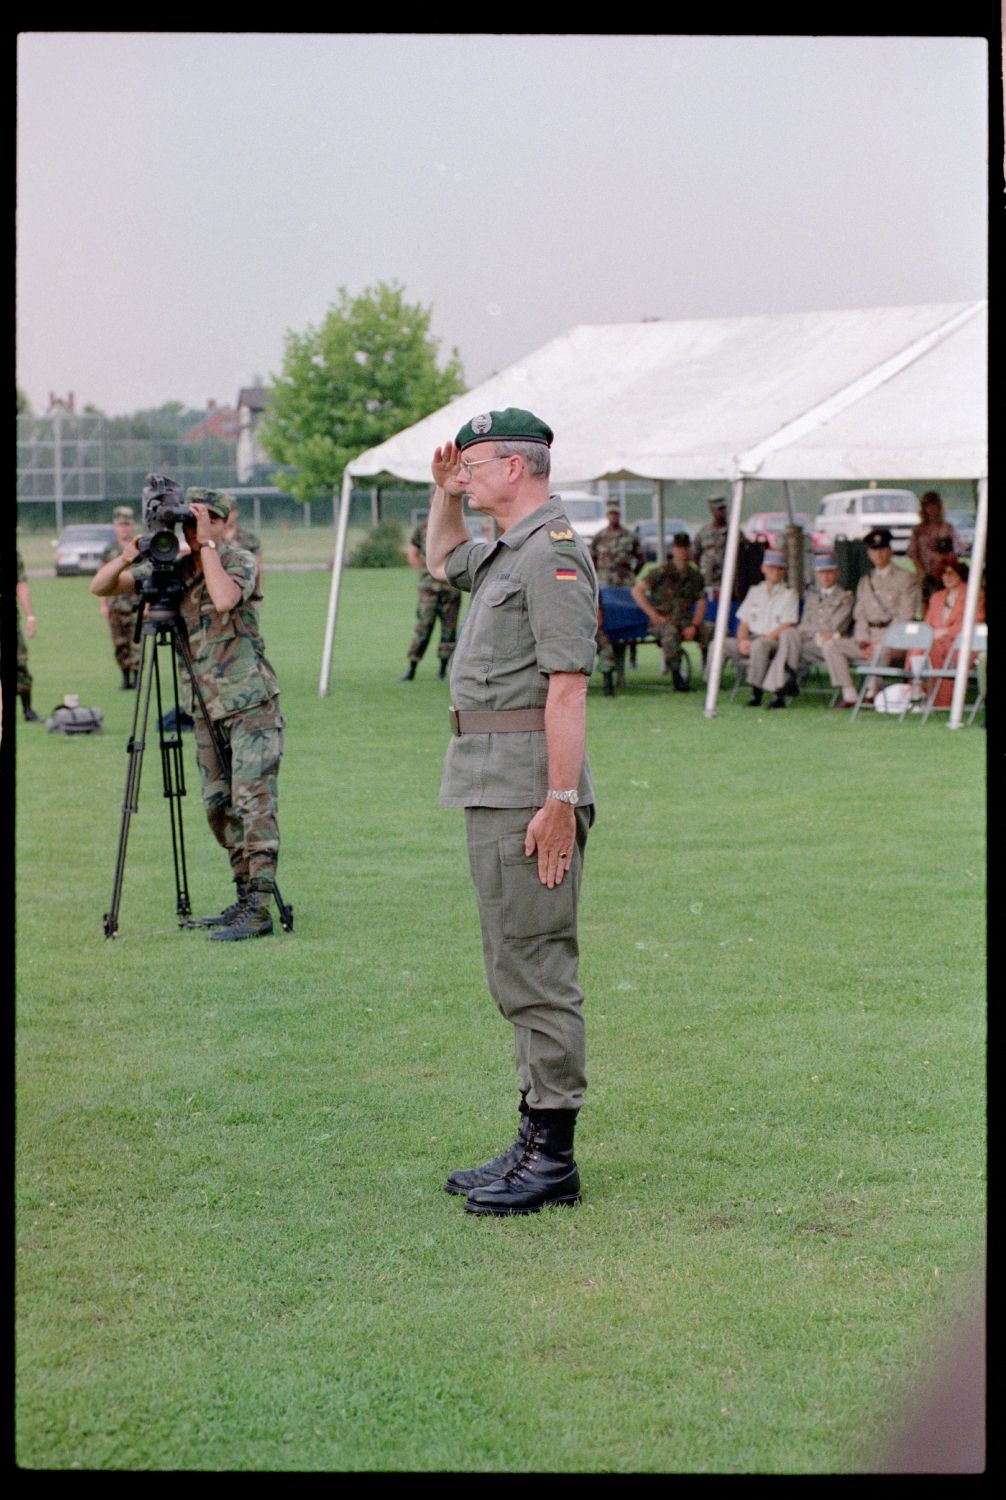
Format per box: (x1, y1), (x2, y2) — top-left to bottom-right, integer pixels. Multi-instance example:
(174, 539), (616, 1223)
(497, 495), (567, 550)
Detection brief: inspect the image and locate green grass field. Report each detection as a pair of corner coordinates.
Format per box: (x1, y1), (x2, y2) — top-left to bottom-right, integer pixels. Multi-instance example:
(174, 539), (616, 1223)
(14, 564), (986, 1472)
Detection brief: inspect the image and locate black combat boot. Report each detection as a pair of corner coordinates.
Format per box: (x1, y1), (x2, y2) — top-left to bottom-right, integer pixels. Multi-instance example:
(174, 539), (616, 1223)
(767, 692), (787, 709)
(398, 661), (417, 682)
(464, 1108), (581, 1215)
(783, 670), (800, 697)
(602, 672), (615, 698)
(445, 1098), (531, 1196)
(21, 694), (42, 723)
(438, 657), (449, 680)
(186, 878), (249, 929)
(120, 667), (134, 689)
(747, 686), (764, 707)
(672, 668), (690, 692)
(209, 881), (274, 941)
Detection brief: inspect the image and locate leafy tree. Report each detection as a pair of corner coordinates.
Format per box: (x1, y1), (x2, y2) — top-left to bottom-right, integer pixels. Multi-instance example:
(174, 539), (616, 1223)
(259, 281), (465, 504)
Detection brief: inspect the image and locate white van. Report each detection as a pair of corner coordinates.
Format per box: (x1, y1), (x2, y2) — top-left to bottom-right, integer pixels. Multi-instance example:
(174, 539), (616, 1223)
(813, 488), (919, 554)
(553, 492), (609, 542)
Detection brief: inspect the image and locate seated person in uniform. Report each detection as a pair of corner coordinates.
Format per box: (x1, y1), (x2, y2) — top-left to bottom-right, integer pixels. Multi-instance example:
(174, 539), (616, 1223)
(759, 552), (854, 707)
(630, 532), (710, 692)
(722, 549), (799, 707)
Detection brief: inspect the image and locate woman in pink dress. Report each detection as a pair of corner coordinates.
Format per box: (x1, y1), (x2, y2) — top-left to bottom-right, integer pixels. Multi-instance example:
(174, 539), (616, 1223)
(909, 557), (985, 708)
(907, 491), (961, 605)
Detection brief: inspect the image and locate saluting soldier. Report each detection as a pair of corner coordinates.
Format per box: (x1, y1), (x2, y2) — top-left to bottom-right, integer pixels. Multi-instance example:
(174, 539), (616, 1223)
(99, 506), (142, 688)
(822, 527), (921, 707)
(631, 532), (711, 692)
(398, 510), (462, 681)
(425, 407), (597, 1216)
(761, 552), (854, 703)
(692, 496), (730, 595)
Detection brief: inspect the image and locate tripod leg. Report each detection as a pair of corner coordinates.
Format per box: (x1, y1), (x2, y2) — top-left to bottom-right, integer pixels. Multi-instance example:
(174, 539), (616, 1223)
(104, 624), (156, 937)
(154, 632), (193, 921)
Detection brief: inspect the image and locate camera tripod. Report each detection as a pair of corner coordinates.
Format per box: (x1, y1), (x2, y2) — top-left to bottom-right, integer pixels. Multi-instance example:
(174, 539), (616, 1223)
(104, 593), (293, 939)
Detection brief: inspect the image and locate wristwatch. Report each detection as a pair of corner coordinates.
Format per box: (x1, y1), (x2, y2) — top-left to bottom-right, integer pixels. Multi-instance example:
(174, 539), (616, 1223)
(547, 789), (579, 806)
(203, 540), (217, 551)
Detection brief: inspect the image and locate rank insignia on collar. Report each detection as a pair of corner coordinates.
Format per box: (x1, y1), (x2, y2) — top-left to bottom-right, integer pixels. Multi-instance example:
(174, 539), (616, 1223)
(549, 527), (574, 541)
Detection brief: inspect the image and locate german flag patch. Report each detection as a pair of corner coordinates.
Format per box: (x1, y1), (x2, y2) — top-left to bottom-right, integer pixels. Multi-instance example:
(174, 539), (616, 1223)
(555, 567), (579, 581)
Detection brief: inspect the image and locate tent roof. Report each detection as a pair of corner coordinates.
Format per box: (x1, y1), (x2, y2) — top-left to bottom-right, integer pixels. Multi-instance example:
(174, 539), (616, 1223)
(346, 301), (986, 486)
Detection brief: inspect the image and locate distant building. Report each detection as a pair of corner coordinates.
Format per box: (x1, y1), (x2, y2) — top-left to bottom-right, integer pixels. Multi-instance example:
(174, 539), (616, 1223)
(237, 386), (272, 483)
(185, 398), (240, 444)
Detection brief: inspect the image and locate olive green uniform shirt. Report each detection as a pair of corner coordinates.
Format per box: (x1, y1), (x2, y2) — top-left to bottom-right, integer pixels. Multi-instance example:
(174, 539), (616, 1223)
(440, 496), (598, 810)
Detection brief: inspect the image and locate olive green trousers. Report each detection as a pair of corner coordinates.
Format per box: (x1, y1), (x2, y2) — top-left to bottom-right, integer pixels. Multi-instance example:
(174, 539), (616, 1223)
(464, 804), (593, 1112)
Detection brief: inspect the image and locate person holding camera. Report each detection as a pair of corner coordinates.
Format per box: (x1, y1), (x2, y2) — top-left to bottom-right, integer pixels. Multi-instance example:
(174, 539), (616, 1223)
(90, 487), (283, 940)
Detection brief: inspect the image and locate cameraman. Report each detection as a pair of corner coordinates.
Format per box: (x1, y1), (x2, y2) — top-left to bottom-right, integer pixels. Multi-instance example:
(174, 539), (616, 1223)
(90, 488), (284, 941)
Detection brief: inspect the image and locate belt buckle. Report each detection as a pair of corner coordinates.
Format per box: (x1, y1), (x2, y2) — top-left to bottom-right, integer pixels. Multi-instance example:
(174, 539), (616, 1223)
(449, 706), (461, 736)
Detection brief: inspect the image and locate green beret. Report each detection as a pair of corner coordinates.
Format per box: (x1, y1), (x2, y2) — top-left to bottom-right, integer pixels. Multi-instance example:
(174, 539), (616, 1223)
(185, 486), (232, 520)
(455, 407), (553, 451)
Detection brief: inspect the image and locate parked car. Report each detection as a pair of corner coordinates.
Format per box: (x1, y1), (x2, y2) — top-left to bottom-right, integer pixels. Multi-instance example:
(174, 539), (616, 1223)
(946, 509), (976, 555)
(744, 511), (829, 550)
(553, 492), (609, 542)
(813, 488), (920, 554)
(52, 523), (117, 576)
(633, 518), (695, 560)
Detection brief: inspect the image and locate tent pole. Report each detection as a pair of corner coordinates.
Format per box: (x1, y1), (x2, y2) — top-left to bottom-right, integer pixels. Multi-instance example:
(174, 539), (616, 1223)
(703, 476), (745, 718)
(657, 481), (668, 564)
(947, 476), (987, 729)
(318, 468), (354, 697)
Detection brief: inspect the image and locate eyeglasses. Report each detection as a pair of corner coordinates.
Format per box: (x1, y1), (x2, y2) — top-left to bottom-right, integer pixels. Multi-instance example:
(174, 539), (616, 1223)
(458, 454), (509, 478)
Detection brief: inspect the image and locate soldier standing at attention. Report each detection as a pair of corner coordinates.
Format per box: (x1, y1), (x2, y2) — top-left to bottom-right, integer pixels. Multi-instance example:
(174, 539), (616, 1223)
(692, 496), (730, 597)
(590, 502), (645, 586)
(425, 407), (598, 1216)
(398, 508), (462, 681)
(90, 487), (283, 941)
(15, 549), (42, 722)
(99, 506), (142, 689)
(631, 531), (710, 692)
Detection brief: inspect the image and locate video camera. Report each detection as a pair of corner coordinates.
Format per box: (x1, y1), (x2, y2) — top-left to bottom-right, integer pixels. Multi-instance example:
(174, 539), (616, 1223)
(135, 473), (194, 606)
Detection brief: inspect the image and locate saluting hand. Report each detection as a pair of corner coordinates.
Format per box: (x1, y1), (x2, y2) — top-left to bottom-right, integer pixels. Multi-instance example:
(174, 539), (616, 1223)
(432, 440), (465, 494)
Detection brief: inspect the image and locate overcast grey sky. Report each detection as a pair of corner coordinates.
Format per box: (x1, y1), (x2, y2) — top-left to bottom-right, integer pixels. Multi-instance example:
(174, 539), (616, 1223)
(16, 31), (989, 417)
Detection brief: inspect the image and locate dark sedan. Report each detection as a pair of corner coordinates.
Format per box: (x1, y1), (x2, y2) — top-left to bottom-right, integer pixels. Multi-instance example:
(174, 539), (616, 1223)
(633, 519), (695, 561)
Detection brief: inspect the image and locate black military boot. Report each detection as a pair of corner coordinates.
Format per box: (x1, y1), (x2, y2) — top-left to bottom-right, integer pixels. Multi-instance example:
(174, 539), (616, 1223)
(747, 686), (764, 707)
(672, 668), (690, 692)
(444, 1098), (531, 1196)
(602, 672), (615, 698)
(464, 1108), (581, 1215)
(768, 692), (787, 709)
(783, 670), (800, 697)
(209, 881), (274, 941)
(21, 694), (42, 723)
(186, 878), (249, 929)
(398, 661), (417, 682)
(438, 657), (449, 680)
(120, 667), (133, 689)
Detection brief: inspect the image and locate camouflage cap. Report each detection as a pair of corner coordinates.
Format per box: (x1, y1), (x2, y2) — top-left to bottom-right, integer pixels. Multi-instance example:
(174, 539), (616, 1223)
(672, 531), (692, 548)
(113, 506), (134, 522)
(864, 527), (893, 549)
(707, 496), (728, 511)
(185, 486), (233, 519)
(455, 407), (553, 452)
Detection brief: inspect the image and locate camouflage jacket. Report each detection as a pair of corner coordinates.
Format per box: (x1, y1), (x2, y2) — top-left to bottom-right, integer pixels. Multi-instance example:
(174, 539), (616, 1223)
(692, 521), (728, 586)
(412, 521), (461, 594)
(101, 541), (141, 613)
(640, 560), (705, 620)
(590, 525), (645, 586)
(136, 544), (277, 719)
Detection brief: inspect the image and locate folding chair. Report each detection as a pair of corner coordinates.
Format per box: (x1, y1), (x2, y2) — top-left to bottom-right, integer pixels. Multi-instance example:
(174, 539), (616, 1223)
(849, 620), (934, 721)
(795, 658), (840, 706)
(918, 622), (988, 724)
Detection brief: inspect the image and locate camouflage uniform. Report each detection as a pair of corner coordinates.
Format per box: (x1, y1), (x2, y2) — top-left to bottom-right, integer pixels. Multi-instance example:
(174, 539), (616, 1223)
(407, 521), (462, 664)
(16, 550), (33, 706)
(638, 559), (711, 670)
(101, 539), (141, 675)
(139, 541), (283, 889)
(589, 525), (645, 586)
(692, 519), (729, 591)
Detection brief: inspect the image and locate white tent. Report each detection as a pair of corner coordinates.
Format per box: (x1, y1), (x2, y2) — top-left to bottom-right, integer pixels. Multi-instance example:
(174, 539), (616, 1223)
(322, 301), (987, 725)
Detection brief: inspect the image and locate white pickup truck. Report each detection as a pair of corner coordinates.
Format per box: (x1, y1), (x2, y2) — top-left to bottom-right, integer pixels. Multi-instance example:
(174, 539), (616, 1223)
(813, 488), (919, 554)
